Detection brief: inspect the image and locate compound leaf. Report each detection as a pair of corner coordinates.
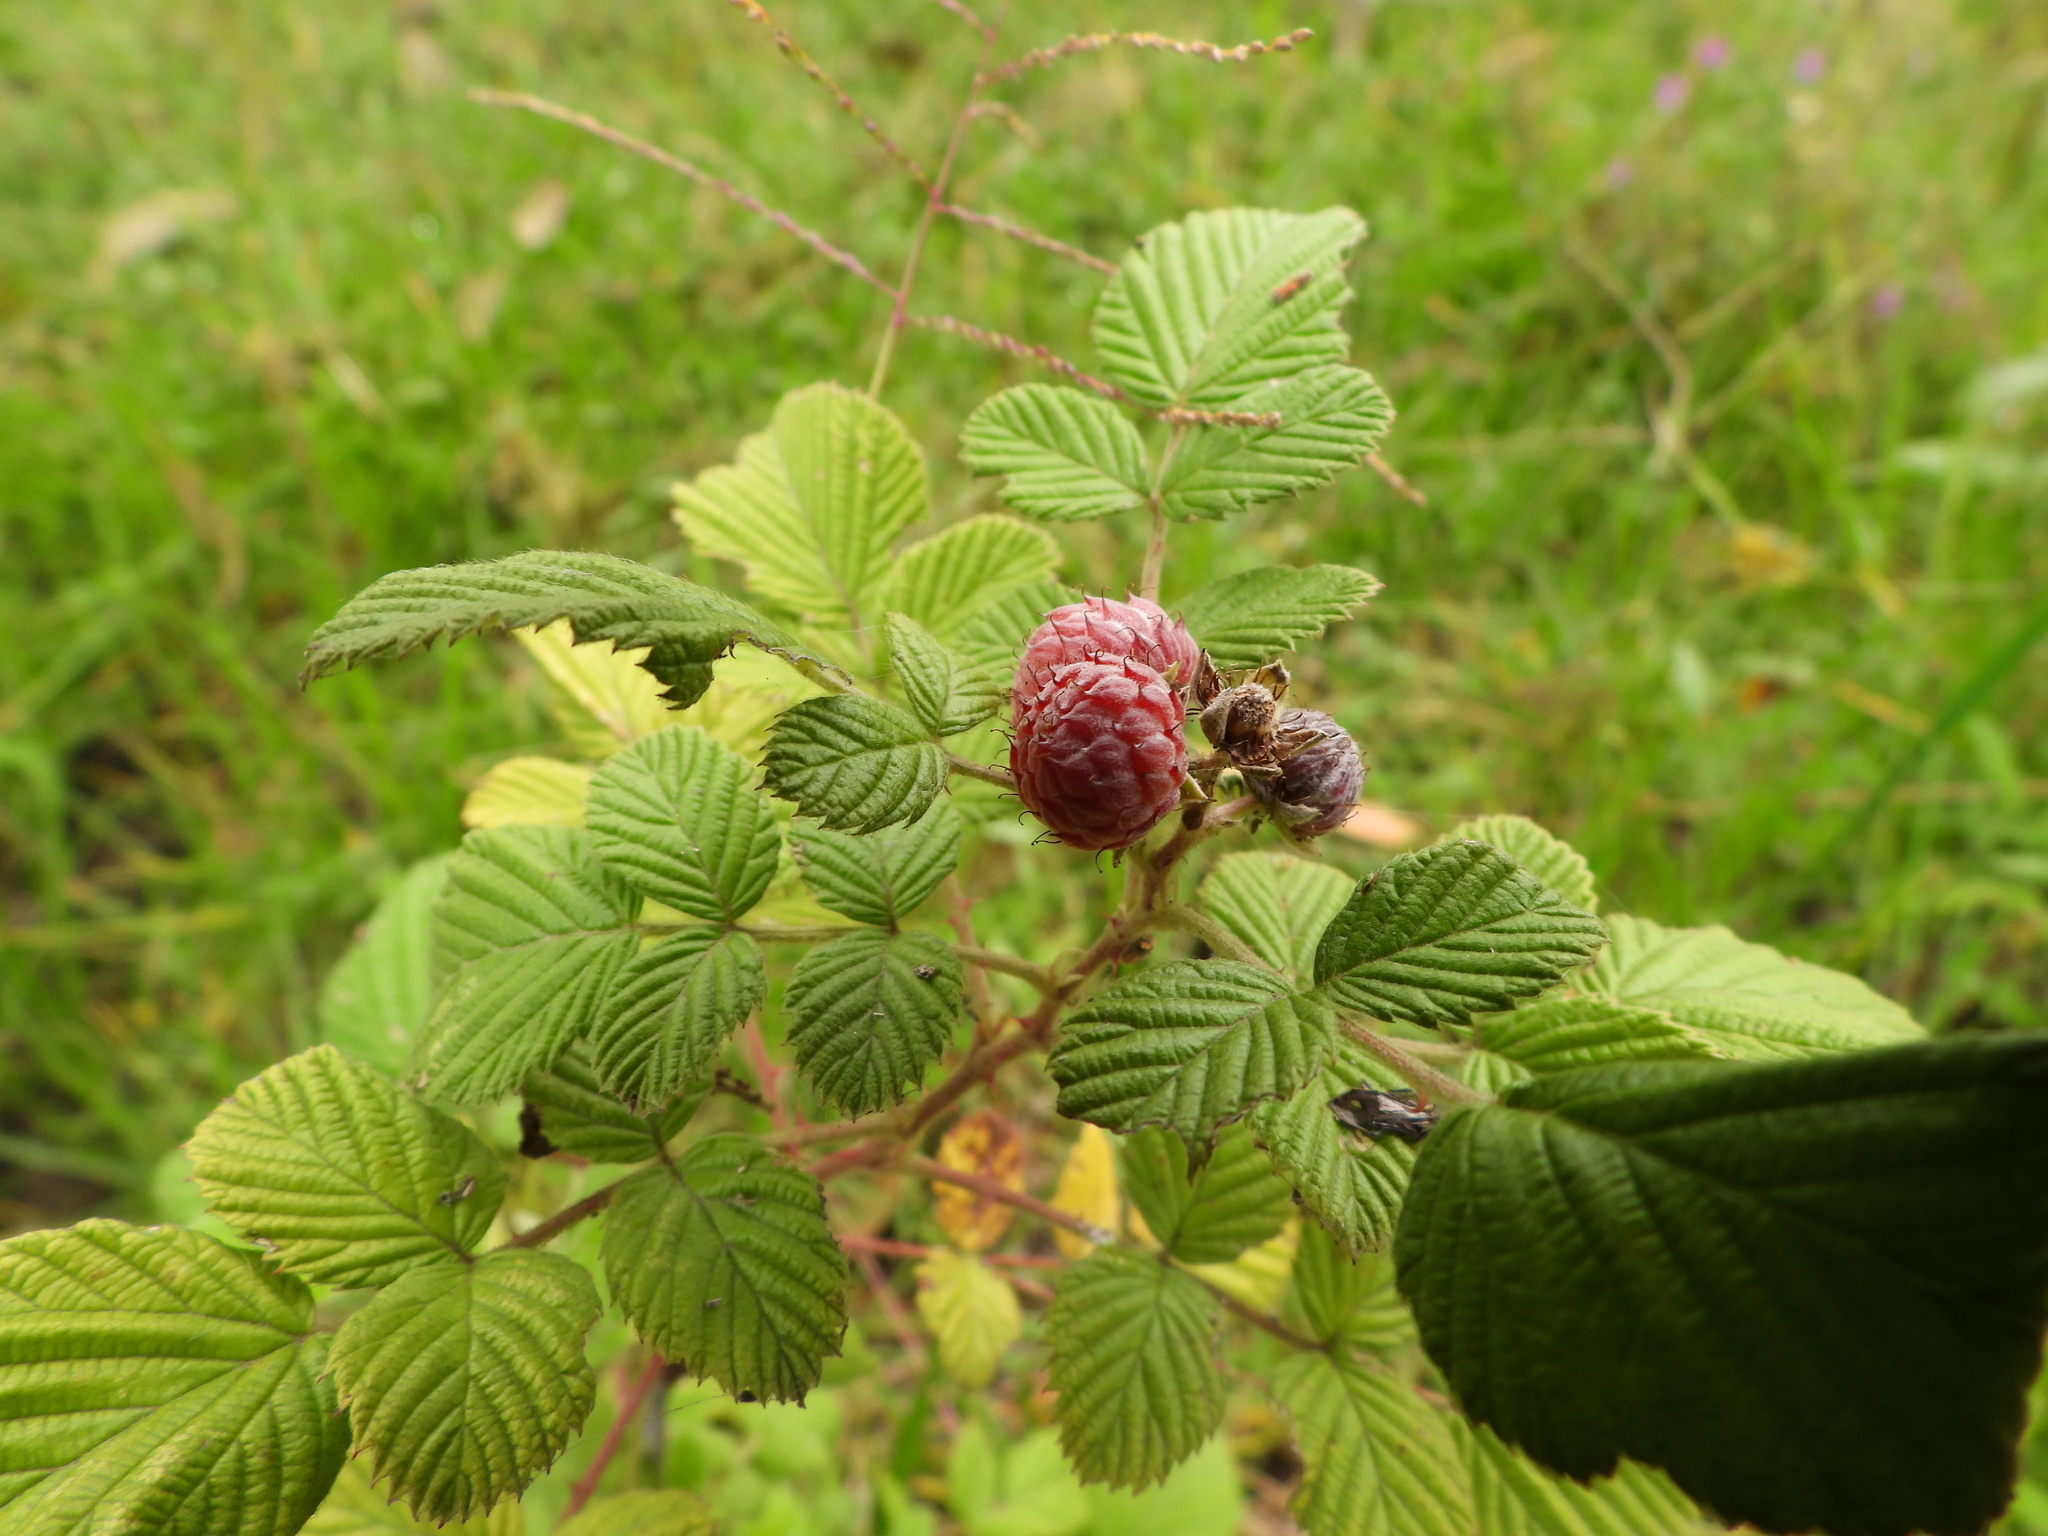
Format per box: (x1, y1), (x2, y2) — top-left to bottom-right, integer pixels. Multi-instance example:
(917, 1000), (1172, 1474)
(1249, 1040), (1416, 1257)
(1178, 565), (1384, 673)
(1049, 961), (1336, 1155)
(459, 757), (593, 829)
(319, 854), (449, 1079)
(791, 802), (962, 927)
(329, 1248), (598, 1526)
(1270, 1350), (1472, 1536)
(1457, 1420), (1715, 1536)
(1092, 207), (1366, 411)
(762, 695), (947, 832)
(1121, 1123), (1293, 1265)
(884, 614), (1004, 737)
(1394, 1035), (2048, 1536)
(1313, 841), (1606, 1028)
(785, 930), (962, 1116)
(588, 928), (765, 1112)
(1200, 852), (1357, 983)
(877, 515), (1063, 642)
(417, 826), (638, 1106)
(301, 549), (838, 707)
(1046, 1248), (1224, 1491)
(959, 385), (1150, 522)
(914, 1249), (1023, 1390)
(586, 726), (780, 921)
(187, 1044), (503, 1289)
(1583, 913), (1923, 1060)
(555, 1491), (716, 1536)
(602, 1136), (848, 1404)
(1160, 366), (1394, 521)
(520, 1042), (701, 1164)
(672, 382), (927, 631)
(1445, 815), (1597, 913)
(1477, 997), (1723, 1073)
(0, 1221), (348, 1536)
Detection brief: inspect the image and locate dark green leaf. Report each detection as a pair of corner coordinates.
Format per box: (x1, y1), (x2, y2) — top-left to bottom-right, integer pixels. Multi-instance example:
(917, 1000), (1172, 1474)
(761, 695), (948, 833)
(1395, 1034), (2048, 1536)
(586, 726), (781, 921)
(588, 928), (765, 1112)
(1444, 815), (1597, 913)
(1313, 841), (1606, 1028)
(959, 385), (1151, 522)
(521, 1041), (701, 1164)
(1249, 1039), (1415, 1256)
(791, 803), (962, 927)
(884, 614), (1004, 737)
(1046, 1248), (1224, 1490)
(602, 1135), (848, 1404)
(1120, 1123), (1294, 1264)
(784, 930), (962, 1116)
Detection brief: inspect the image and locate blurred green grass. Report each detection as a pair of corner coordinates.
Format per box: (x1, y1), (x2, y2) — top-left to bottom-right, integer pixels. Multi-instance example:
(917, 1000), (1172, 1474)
(1, 0), (2044, 1227)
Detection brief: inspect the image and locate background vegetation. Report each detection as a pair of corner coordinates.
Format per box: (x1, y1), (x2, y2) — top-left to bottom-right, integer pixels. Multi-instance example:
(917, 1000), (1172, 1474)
(1, 0), (2042, 1292)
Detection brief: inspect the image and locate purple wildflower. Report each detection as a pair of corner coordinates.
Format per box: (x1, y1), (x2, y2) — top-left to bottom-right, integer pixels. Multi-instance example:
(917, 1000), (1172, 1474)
(1793, 48), (1826, 84)
(1695, 36), (1731, 70)
(1654, 73), (1691, 113)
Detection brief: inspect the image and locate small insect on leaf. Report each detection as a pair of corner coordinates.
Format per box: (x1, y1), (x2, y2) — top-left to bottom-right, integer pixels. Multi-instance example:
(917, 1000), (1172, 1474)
(1329, 1086), (1438, 1145)
(914, 964), (939, 981)
(437, 1174), (479, 1205)
(1270, 270), (1314, 304)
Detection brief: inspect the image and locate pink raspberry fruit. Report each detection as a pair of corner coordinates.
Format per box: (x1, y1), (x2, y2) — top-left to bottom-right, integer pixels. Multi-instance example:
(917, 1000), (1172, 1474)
(1251, 708), (1366, 838)
(1013, 595), (1203, 711)
(1011, 657), (1188, 852)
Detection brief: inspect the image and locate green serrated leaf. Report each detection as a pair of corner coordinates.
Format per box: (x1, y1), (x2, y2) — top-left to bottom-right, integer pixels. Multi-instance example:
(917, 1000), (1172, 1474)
(1270, 1350), (1473, 1536)
(1286, 1223), (1412, 1355)
(417, 826), (639, 1106)
(0, 1221), (348, 1535)
(320, 854), (449, 1079)
(1049, 961), (1336, 1154)
(585, 725), (780, 921)
(187, 1044), (503, 1288)
(1396, 1034), (2048, 1536)
(791, 802), (962, 927)
(513, 619), (676, 761)
(954, 579), (1075, 674)
(1583, 913), (1923, 1059)
(785, 929), (962, 1116)
(555, 1491), (717, 1536)
(329, 1248), (599, 1525)
(1200, 852), (1356, 983)
(588, 928), (764, 1112)
(460, 756), (592, 829)
(301, 549), (838, 707)
(1249, 1039), (1415, 1257)
(1445, 815), (1597, 913)
(1313, 841), (1607, 1028)
(1177, 565), (1384, 673)
(915, 1248), (1022, 1389)
(602, 1135), (848, 1404)
(1477, 996), (1722, 1072)
(672, 382), (927, 631)
(1457, 1419), (1715, 1536)
(885, 613), (1004, 736)
(306, 1463), (522, 1536)
(1092, 207), (1366, 411)
(762, 694), (948, 832)
(959, 385), (1150, 522)
(1047, 1248), (1224, 1491)
(877, 515), (1063, 642)
(521, 1041), (701, 1164)
(1160, 366), (1394, 520)
(1121, 1123), (1293, 1265)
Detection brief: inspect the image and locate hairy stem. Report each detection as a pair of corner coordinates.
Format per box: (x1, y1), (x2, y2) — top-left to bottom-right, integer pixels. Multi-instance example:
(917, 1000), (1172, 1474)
(1152, 904), (1276, 971)
(946, 751), (1016, 789)
(508, 1178), (627, 1250)
(1138, 503), (1169, 601)
(561, 1353), (665, 1521)
(1342, 1018), (1491, 1106)
(951, 942), (1056, 993)
(739, 923), (868, 944)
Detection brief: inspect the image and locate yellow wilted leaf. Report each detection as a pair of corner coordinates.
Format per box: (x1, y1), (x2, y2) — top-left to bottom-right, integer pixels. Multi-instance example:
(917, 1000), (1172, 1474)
(460, 757), (593, 829)
(1724, 521), (1815, 592)
(1050, 1124), (1118, 1260)
(932, 1109), (1022, 1253)
(514, 621), (674, 760)
(914, 1248), (1022, 1389)
(1185, 1218), (1300, 1313)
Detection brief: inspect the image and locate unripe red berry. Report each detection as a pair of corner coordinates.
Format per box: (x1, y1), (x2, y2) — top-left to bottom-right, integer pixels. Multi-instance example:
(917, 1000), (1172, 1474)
(1251, 708), (1365, 838)
(1010, 657), (1188, 852)
(1013, 595), (1202, 709)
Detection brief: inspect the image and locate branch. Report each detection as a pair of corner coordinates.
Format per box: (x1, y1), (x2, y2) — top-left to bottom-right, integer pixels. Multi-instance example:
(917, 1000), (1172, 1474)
(468, 89), (897, 299)
(1160, 406), (1281, 429)
(947, 750), (1016, 789)
(902, 1153), (1116, 1246)
(938, 204), (1118, 274)
(1185, 1270), (1323, 1351)
(929, 0), (995, 41)
(907, 314), (1129, 401)
(507, 1177), (628, 1249)
(952, 942), (1056, 993)
(1152, 904), (1277, 971)
(739, 923), (869, 944)
(719, 0), (932, 188)
(1364, 450), (1427, 506)
(1341, 1018), (1491, 1107)
(561, 1353), (665, 1520)
(980, 27), (1314, 84)
(839, 1231), (1061, 1269)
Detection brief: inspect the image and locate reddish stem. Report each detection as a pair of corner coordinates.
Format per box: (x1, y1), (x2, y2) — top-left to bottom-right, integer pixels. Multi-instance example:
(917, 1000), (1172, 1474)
(560, 1353), (665, 1523)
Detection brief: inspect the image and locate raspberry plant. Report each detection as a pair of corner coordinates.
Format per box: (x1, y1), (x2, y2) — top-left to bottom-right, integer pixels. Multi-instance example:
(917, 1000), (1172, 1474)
(4, 11), (2045, 1536)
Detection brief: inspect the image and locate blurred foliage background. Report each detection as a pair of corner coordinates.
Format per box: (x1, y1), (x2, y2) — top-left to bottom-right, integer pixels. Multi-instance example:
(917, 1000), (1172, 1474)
(2, 0), (2045, 1242)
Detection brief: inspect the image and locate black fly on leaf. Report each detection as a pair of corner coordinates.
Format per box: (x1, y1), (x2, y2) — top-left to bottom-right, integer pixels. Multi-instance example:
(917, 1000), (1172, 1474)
(1329, 1086), (1438, 1145)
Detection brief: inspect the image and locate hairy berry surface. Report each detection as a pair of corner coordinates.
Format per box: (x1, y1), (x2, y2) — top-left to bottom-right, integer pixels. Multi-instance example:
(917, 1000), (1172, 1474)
(1011, 657), (1188, 851)
(1014, 595), (1203, 706)
(1252, 708), (1365, 837)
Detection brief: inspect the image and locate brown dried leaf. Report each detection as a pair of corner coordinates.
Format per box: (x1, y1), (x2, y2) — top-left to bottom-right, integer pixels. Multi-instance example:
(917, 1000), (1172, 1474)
(931, 1109), (1022, 1253)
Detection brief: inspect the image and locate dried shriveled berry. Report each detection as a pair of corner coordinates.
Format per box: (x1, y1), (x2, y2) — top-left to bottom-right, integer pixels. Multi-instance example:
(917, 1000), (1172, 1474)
(1014, 595), (1203, 707)
(1250, 708), (1365, 838)
(1011, 657), (1188, 852)
(1198, 683), (1279, 755)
